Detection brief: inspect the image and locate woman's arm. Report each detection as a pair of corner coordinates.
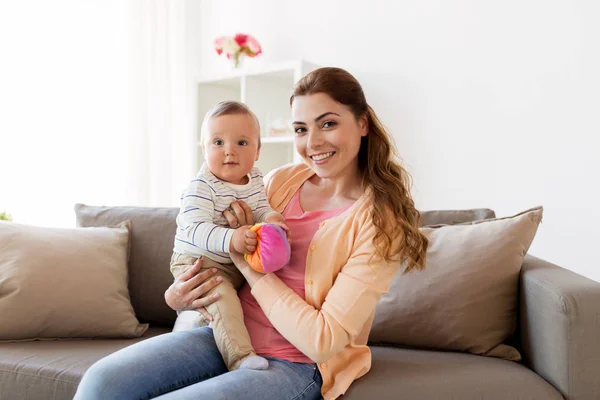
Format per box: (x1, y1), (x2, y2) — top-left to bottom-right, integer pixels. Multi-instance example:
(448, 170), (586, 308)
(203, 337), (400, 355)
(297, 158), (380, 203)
(230, 251), (264, 287)
(230, 223), (401, 363)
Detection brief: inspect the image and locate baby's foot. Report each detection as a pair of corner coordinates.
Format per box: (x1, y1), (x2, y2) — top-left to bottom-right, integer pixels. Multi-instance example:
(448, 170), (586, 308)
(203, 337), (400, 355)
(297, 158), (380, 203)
(238, 355), (269, 370)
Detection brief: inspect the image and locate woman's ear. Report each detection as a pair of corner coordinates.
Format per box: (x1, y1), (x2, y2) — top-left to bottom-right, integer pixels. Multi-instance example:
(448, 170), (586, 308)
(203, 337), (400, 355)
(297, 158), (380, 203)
(359, 115), (368, 137)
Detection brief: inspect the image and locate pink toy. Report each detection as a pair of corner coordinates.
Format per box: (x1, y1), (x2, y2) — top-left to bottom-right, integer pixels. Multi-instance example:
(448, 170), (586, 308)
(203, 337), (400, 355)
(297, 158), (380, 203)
(244, 223), (290, 273)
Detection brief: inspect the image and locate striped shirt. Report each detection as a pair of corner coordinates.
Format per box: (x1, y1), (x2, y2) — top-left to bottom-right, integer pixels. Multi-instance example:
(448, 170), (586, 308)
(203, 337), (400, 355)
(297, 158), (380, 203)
(173, 164), (276, 264)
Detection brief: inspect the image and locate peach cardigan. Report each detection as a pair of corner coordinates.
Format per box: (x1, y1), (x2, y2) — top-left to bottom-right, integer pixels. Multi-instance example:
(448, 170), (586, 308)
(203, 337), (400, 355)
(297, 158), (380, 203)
(251, 164), (402, 400)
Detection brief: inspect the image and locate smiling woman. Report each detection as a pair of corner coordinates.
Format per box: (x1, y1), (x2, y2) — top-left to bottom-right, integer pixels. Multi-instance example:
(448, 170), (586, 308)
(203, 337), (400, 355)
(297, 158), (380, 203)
(74, 67), (427, 400)
(290, 67), (426, 265)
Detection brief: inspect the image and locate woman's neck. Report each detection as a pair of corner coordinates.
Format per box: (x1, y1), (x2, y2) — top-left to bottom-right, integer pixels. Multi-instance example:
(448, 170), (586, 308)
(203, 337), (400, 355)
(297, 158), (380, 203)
(308, 166), (364, 201)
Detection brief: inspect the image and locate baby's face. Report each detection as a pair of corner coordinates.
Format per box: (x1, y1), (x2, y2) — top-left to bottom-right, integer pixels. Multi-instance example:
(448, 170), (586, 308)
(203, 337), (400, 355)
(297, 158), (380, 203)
(203, 114), (260, 185)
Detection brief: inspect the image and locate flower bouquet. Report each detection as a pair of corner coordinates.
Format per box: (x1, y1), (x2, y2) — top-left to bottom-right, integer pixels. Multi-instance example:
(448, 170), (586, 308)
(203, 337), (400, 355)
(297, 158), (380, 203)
(214, 33), (262, 69)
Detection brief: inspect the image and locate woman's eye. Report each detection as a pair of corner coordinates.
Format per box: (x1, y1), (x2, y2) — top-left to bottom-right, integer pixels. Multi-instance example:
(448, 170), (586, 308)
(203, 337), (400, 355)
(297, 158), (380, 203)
(294, 126), (306, 134)
(214, 140), (224, 145)
(238, 140), (248, 146)
(322, 121), (337, 129)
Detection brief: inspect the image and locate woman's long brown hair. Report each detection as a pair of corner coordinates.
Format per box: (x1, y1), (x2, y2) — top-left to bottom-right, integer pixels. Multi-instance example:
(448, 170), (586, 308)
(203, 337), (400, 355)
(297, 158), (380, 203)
(290, 67), (428, 272)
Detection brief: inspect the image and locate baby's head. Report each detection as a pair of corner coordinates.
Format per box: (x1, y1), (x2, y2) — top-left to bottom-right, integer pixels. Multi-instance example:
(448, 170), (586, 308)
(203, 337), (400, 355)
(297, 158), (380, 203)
(200, 101), (261, 185)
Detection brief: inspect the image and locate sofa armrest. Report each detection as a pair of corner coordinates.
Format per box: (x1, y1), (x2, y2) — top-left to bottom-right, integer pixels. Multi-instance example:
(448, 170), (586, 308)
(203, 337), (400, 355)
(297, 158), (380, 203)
(520, 254), (600, 400)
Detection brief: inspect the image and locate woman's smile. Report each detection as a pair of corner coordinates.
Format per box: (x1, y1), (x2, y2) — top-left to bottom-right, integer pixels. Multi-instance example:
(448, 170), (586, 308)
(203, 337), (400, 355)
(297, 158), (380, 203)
(310, 151), (336, 164)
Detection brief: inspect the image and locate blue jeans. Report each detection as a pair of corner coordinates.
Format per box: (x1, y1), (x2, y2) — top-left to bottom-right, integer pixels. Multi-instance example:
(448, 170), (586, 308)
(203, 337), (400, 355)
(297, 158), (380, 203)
(74, 327), (323, 400)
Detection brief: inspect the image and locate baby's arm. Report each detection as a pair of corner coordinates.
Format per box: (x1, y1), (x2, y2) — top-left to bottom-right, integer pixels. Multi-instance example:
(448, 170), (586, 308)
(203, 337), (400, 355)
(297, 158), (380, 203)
(229, 226), (258, 254)
(177, 179), (235, 255)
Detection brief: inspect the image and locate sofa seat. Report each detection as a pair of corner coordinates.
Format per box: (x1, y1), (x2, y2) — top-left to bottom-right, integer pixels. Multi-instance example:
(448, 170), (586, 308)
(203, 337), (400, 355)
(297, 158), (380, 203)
(0, 327), (171, 400)
(344, 346), (564, 400)
(1, 334), (565, 400)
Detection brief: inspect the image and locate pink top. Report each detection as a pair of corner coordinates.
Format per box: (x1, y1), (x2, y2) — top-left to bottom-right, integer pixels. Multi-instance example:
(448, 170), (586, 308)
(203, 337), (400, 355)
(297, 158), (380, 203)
(239, 189), (353, 363)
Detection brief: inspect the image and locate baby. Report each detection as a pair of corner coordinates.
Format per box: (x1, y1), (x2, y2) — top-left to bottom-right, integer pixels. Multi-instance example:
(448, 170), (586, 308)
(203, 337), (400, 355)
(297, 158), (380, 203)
(171, 101), (287, 371)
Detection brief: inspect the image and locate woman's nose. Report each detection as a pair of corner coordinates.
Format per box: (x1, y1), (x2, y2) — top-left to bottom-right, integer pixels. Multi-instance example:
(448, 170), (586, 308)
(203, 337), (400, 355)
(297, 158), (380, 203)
(306, 131), (324, 149)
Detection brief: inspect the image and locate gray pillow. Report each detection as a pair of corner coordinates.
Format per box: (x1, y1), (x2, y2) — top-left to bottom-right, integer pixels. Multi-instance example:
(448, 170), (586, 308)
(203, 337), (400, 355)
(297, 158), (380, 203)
(0, 220), (148, 340)
(370, 207), (543, 361)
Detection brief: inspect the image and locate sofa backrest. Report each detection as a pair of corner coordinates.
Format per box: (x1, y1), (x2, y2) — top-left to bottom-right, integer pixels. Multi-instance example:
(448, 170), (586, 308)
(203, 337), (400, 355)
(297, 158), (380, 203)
(74, 204), (496, 327)
(420, 208), (495, 226)
(75, 204), (180, 326)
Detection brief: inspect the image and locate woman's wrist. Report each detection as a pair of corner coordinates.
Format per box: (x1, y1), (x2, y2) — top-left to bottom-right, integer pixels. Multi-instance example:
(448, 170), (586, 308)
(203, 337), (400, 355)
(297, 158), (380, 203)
(230, 251), (264, 288)
(237, 261), (264, 288)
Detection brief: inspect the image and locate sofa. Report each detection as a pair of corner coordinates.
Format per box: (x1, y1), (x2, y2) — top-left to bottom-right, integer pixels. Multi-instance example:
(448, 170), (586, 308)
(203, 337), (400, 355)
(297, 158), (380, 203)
(1, 205), (599, 400)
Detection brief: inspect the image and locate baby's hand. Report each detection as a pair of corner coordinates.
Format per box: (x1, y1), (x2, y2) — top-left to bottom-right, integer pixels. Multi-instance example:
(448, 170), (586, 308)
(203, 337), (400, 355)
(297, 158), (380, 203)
(230, 226), (257, 254)
(265, 213), (291, 243)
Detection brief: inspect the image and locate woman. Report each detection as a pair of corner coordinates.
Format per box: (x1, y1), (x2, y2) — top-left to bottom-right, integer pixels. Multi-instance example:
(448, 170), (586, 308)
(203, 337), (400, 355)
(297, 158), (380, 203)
(74, 67), (428, 400)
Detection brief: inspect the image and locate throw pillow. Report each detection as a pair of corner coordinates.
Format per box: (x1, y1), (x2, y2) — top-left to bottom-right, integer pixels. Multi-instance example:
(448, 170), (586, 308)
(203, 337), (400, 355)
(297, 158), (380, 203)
(0, 221), (148, 341)
(369, 206), (543, 361)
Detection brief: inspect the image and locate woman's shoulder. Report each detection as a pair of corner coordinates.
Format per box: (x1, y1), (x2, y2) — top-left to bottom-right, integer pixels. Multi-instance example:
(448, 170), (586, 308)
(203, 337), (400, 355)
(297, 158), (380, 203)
(266, 162), (311, 178)
(264, 163), (313, 191)
(263, 164), (314, 210)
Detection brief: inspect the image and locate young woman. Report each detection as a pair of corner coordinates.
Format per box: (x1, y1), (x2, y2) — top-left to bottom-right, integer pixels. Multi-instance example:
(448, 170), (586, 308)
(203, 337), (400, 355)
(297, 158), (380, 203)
(74, 67), (428, 400)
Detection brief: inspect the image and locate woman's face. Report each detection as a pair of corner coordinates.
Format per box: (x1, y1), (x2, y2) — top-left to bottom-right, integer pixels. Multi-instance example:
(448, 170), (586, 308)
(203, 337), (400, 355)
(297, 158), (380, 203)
(291, 93), (367, 180)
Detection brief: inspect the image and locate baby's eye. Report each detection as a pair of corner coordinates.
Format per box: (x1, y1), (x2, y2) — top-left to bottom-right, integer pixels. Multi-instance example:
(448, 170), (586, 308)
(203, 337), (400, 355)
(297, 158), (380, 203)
(238, 140), (248, 146)
(322, 121), (337, 129)
(214, 140), (224, 146)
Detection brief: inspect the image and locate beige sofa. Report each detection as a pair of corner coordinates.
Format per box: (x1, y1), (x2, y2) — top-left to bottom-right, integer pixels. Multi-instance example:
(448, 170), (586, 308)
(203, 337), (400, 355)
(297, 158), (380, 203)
(1, 205), (599, 400)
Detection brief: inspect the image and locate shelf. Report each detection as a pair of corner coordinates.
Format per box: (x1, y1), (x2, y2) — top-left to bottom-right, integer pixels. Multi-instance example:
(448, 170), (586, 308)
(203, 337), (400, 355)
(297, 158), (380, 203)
(196, 60), (319, 173)
(197, 60), (318, 84)
(261, 136), (294, 144)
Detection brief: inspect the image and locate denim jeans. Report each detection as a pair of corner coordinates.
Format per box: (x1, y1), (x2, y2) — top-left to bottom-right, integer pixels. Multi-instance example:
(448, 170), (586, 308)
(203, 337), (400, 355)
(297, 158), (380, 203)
(74, 327), (323, 400)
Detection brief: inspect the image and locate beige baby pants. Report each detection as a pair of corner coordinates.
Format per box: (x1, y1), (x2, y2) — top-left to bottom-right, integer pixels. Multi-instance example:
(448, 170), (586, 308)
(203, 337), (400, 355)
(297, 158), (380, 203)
(170, 252), (256, 370)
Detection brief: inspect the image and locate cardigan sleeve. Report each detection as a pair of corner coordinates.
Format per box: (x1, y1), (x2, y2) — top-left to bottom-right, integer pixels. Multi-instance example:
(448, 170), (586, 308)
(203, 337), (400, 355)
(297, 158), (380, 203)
(250, 220), (402, 363)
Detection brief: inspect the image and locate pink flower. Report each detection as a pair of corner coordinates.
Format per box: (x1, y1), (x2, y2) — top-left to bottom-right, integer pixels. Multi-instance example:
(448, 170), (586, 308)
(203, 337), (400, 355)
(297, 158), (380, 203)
(214, 37), (225, 55)
(234, 33), (249, 46)
(245, 36), (262, 56)
(213, 33), (262, 67)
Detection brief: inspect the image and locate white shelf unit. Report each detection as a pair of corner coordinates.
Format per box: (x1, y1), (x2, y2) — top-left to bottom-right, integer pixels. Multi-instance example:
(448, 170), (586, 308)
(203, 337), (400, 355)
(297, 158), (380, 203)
(196, 60), (319, 174)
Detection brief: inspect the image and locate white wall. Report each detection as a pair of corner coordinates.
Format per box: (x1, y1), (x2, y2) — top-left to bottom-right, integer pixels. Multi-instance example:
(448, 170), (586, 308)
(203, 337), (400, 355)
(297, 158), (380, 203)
(195, 0), (600, 281)
(0, 1), (202, 227)
(0, 1), (132, 227)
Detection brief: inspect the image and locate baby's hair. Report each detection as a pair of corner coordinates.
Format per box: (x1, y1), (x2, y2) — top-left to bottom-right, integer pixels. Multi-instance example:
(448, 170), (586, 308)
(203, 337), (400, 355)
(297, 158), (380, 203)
(200, 101), (261, 148)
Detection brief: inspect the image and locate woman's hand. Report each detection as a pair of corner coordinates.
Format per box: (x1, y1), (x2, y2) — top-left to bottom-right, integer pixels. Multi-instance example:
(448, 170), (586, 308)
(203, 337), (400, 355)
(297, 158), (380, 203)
(164, 258), (222, 321)
(264, 212), (291, 242)
(229, 249), (264, 288)
(223, 200), (254, 228)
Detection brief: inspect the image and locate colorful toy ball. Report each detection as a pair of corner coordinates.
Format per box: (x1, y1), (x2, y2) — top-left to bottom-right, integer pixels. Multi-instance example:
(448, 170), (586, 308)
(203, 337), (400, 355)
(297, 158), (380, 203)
(244, 223), (290, 273)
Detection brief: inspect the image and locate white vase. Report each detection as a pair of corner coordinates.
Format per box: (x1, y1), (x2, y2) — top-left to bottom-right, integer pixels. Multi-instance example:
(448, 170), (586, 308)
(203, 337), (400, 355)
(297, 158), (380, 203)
(229, 53), (245, 69)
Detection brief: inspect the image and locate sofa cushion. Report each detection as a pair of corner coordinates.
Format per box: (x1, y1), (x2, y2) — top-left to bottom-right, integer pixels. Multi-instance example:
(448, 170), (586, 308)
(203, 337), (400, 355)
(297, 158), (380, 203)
(0, 221), (148, 341)
(72, 204), (496, 327)
(369, 207), (543, 361)
(420, 208), (495, 226)
(75, 204), (180, 326)
(0, 327), (170, 400)
(344, 346), (563, 400)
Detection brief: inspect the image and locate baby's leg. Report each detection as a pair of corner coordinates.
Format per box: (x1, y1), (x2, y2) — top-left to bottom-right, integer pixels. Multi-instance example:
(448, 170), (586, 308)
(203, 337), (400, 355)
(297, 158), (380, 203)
(204, 269), (268, 371)
(170, 253), (208, 331)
